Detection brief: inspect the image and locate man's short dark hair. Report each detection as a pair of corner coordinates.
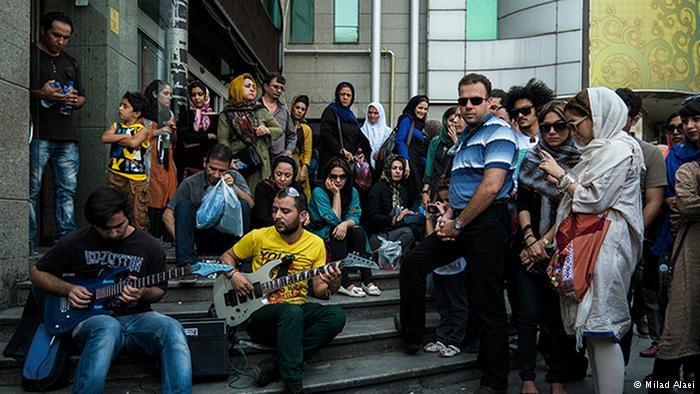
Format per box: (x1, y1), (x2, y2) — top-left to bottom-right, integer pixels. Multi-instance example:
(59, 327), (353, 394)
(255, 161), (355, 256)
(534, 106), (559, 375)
(122, 92), (147, 116)
(615, 88), (642, 117)
(263, 72), (286, 86)
(41, 12), (74, 33)
(84, 185), (131, 227)
(205, 144), (234, 164)
(275, 187), (308, 213)
(489, 89), (507, 100)
(458, 73), (492, 97)
(667, 112), (680, 124)
(503, 78), (554, 112)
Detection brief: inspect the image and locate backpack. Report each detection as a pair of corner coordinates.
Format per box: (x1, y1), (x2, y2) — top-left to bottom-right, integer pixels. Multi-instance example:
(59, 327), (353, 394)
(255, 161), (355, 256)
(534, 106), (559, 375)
(375, 118), (414, 171)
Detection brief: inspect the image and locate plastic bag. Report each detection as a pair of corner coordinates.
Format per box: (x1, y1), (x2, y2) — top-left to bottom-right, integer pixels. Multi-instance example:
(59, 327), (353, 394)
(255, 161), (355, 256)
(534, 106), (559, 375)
(215, 180), (244, 236)
(376, 235), (402, 271)
(196, 179), (226, 230)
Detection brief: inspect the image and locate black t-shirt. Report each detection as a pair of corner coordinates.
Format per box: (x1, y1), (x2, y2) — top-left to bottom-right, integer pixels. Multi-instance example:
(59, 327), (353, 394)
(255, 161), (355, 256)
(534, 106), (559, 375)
(30, 44), (83, 142)
(35, 226), (167, 315)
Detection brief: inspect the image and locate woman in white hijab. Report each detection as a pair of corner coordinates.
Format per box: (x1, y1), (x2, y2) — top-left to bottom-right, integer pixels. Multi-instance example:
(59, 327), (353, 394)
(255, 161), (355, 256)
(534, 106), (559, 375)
(538, 87), (644, 394)
(361, 102), (392, 170)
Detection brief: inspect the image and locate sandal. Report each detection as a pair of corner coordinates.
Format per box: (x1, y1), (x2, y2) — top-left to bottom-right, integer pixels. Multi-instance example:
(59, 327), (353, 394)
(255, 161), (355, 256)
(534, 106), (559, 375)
(362, 283), (382, 296)
(337, 285), (366, 297)
(439, 344), (461, 358)
(423, 341), (446, 353)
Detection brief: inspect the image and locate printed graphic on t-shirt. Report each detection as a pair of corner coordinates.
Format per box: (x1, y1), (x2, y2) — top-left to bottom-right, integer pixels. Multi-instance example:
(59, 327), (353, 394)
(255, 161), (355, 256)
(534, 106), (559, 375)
(84, 250), (145, 272)
(109, 122), (149, 181)
(257, 248), (317, 305)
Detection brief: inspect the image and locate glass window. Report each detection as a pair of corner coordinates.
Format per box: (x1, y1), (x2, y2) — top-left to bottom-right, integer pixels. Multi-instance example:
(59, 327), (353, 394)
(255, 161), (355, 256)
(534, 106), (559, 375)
(290, 0), (314, 43)
(466, 0), (497, 41)
(263, 0), (282, 30)
(334, 0), (359, 43)
(138, 32), (167, 92)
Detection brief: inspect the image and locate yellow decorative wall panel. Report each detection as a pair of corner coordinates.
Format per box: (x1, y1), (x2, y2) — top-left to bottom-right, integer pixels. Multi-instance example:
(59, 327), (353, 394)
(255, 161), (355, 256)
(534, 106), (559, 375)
(589, 0), (699, 91)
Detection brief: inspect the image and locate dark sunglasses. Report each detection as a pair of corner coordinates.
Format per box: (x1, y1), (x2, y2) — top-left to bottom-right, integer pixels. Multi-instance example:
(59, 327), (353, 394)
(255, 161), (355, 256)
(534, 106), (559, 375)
(541, 122), (568, 134)
(665, 124), (683, 134)
(510, 106), (534, 118)
(458, 96), (485, 107)
(329, 174), (348, 181)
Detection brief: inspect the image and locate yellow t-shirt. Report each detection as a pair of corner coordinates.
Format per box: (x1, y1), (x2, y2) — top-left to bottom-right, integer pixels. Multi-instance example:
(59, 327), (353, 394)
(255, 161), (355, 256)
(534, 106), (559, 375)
(232, 227), (326, 305)
(108, 122), (150, 181)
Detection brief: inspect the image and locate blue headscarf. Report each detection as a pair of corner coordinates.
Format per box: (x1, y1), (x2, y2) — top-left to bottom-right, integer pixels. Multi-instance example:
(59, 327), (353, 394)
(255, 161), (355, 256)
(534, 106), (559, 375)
(327, 81), (358, 125)
(665, 136), (700, 197)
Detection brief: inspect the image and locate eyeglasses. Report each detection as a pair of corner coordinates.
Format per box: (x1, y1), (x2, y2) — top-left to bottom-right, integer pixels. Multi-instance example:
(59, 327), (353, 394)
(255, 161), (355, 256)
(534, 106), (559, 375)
(681, 94), (700, 106)
(567, 116), (588, 131)
(541, 122), (568, 134)
(328, 174), (348, 181)
(270, 84), (285, 92)
(458, 97), (485, 107)
(489, 105), (502, 112)
(510, 106), (534, 118)
(665, 124), (683, 134)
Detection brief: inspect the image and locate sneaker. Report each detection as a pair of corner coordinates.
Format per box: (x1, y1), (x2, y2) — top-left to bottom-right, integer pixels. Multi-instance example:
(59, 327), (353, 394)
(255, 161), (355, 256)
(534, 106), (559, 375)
(423, 341), (447, 353)
(253, 358), (279, 387)
(362, 283), (382, 296)
(639, 343), (658, 358)
(439, 344), (461, 357)
(337, 285), (366, 297)
(284, 381), (304, 394)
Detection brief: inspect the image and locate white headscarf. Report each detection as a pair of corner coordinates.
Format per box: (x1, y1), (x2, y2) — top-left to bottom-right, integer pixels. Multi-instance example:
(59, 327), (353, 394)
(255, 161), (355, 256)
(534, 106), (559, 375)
(361, 102), (392, 168)
(556, 87), (645, 240)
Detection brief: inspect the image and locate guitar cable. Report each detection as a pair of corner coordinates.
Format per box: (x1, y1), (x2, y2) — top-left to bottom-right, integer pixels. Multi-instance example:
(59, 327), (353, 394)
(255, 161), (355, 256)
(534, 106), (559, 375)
(227, 346), (257, 389)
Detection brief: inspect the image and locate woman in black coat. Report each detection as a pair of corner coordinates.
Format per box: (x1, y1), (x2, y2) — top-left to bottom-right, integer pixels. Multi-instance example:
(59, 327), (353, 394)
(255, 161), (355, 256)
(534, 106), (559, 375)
(318, 81), (371, 177)
(175, 81), (219, 181)
(251, 155), (301, 229)
(366, 155), (419, 255)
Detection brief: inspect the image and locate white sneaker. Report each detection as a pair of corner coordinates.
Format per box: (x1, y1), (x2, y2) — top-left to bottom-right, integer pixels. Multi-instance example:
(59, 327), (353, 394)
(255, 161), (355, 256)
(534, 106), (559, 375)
(423, 341), (446, 353)
(337, 286), (366, 297)
(362, 283), (382, 296)
(439, 345), (461, 357)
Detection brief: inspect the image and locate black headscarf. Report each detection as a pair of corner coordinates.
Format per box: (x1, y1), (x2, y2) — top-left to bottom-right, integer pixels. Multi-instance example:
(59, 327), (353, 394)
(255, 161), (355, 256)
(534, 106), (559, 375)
(398, 95), (429, 131)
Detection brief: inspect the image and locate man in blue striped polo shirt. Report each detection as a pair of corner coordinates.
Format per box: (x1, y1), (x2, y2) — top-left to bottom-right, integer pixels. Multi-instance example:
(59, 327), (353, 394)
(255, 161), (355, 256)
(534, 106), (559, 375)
(399, 73), (518, 394)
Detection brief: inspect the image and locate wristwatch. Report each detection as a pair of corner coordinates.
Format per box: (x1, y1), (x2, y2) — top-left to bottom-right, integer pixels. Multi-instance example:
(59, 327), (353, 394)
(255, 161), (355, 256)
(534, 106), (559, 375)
(454, 218), (464, 231)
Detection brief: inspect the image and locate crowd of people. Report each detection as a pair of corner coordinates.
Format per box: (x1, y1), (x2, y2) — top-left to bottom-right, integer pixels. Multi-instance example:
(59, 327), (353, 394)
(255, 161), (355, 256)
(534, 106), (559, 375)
(25, 11), (699, 394)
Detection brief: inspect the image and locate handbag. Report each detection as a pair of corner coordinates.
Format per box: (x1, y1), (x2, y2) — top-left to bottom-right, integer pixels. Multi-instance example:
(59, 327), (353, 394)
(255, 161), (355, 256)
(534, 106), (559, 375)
(235, 145), (262, 177)
(547, 211), (610, 302)
(334, 111), (373, 189)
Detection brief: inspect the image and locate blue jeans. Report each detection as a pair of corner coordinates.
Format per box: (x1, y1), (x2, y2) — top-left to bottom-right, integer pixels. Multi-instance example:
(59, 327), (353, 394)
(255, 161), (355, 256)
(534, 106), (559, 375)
(174, 199), (251, 265)
(29, 140), (79, 245)
(71, 312), (192, 394)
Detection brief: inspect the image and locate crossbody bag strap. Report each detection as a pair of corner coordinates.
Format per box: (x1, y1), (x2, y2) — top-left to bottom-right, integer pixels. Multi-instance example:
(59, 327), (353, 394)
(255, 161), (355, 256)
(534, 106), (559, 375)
(335, 110), (345, 151)
(405, 119), (415, 149)
(669, 222), (692, 270)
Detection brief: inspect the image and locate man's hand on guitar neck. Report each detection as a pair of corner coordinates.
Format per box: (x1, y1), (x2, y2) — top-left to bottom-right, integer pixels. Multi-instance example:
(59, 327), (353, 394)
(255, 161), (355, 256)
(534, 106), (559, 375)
(68, 285), (93, 309)
(315, 264), (341, 296)
(119, 275), (145, 303)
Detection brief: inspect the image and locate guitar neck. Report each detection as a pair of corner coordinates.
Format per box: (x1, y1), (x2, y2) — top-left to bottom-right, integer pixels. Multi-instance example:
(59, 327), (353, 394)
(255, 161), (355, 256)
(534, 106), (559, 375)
(263, 261), (344, 294)
(94, 266), (192, 300)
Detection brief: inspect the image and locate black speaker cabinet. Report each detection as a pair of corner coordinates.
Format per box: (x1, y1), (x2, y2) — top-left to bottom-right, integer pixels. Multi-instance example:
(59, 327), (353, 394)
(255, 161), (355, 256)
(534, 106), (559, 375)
(180, 318), (229, 380)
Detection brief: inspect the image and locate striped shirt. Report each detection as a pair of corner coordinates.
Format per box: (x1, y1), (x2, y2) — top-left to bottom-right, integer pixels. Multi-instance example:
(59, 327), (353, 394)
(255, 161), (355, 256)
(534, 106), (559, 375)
(449, 114), (519, 209)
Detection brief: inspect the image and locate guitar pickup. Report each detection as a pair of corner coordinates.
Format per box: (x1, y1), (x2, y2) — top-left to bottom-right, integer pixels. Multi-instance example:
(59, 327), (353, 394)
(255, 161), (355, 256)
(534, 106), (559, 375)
(224, 290), (238, 306)
(253, 283), (263, 298)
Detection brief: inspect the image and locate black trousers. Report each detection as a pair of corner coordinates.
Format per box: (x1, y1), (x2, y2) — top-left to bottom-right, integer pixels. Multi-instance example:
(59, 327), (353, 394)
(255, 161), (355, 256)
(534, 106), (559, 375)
(328, 226), (372, 287)
(399, 203), (510, 391)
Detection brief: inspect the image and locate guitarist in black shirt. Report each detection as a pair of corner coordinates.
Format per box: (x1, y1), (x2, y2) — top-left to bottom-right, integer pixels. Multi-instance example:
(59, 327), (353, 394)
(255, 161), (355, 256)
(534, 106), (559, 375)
(29, 185), (192, 393)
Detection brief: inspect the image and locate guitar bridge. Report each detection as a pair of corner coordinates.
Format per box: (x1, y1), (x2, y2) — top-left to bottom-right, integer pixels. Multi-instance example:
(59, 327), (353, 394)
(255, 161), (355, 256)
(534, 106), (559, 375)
(59, 297), (70, 313)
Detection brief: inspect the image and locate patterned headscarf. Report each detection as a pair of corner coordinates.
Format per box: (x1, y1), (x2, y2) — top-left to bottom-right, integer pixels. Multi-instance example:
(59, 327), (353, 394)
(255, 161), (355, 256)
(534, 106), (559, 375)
(380, 154), (407, 210)
(188, 81), (215, 132)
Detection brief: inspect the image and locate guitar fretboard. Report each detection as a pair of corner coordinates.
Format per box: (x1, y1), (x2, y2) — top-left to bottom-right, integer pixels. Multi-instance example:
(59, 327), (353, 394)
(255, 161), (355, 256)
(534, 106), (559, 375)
(93, 266), (192, 300)
(261, 261), (345, 294)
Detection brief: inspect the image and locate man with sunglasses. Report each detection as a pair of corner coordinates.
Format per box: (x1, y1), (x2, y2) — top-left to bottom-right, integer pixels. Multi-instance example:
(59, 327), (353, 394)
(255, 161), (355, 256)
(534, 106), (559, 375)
(399, 73), (518, 394)
(665, 112), (684, 147)
(615, 88), (668, 361)
(261, 72), (298, 157)
(504, 79), (555, 150)
(221, 187), (345, 394)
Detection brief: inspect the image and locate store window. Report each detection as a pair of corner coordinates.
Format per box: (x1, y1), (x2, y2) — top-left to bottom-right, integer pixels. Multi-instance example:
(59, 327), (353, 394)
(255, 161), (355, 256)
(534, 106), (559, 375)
(466, 0), (497, 40)
(334, 0), (359, 43)
(138, 31), (167, 92)
(290, 0), (314, 43)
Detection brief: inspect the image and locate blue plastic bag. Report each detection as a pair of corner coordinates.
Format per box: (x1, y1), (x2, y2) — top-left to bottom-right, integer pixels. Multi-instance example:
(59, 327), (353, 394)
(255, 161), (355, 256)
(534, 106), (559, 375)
(215, 180), (244, 236)
(196, 179), (226, 230)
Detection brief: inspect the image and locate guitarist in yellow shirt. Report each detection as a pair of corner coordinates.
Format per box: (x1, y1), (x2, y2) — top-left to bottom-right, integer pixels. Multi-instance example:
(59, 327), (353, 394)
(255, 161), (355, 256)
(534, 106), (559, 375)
(220, 187), (345, 394)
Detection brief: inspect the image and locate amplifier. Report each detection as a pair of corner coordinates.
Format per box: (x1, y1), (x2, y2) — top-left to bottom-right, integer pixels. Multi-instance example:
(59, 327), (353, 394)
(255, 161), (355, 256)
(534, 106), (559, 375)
(180, 318), (229, 380)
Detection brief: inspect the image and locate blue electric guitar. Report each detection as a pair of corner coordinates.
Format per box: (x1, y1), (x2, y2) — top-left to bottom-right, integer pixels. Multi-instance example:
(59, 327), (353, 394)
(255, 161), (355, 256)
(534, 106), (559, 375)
(43, 262), (232, 336)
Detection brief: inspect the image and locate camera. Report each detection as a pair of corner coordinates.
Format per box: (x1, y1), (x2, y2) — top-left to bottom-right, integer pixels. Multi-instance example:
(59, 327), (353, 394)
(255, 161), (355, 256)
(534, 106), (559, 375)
(427, 204), (440, 214)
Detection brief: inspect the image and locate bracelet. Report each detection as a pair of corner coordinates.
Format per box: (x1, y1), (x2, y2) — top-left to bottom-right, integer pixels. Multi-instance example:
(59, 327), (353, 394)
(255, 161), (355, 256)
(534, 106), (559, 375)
(226, 267), (238, 279)
(557, 173), (576, 194)
(521, 224), (532, 232)
(541, 238), (551, 247)
(525, 239), (539, 248)
(524, 233), (536, 242)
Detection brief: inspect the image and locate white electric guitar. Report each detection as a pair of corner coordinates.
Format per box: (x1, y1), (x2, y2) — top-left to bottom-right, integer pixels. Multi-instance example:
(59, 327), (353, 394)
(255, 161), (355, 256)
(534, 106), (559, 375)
(213, 252), (378, 327)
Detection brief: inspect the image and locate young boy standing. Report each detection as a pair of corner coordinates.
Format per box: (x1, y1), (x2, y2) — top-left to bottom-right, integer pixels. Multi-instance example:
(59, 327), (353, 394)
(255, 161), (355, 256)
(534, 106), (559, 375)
(101, 92), (151, 230)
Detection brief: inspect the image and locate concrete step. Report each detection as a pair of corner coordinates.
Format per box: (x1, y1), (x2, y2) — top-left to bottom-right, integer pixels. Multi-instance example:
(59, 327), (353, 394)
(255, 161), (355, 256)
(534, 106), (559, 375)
(0, 347), (480, 393)
(15, 270), (401, 304)
(0, 289), (431, 343)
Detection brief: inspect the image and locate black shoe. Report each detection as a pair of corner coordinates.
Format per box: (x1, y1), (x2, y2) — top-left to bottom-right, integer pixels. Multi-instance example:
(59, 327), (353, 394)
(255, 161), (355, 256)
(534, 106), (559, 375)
(253, 358), (280, 387)
(402, 341), (421, 355)
(284, 381), (304, 394)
